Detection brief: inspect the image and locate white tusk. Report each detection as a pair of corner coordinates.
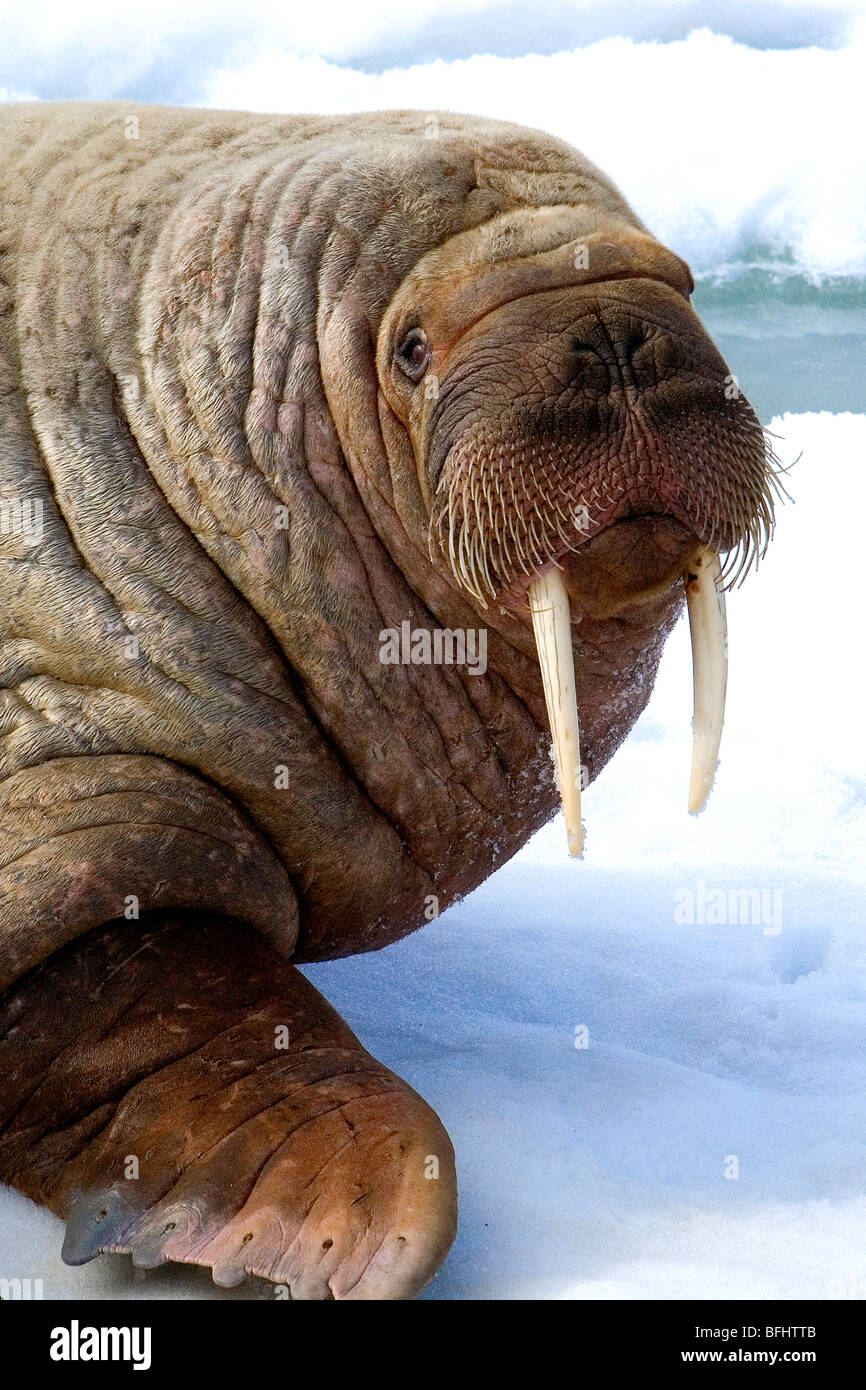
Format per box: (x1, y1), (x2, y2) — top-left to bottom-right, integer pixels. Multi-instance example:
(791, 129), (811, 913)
(686, 550), (728, 815)
(528, 567), (584, 857)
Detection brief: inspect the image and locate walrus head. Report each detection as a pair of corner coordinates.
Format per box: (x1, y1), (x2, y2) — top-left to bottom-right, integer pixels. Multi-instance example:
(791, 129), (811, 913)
(375, 200), (781, 854)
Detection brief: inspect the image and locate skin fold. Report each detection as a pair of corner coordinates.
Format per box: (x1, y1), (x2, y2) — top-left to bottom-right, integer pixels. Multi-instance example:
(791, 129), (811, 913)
(0, 103), (773, 1297)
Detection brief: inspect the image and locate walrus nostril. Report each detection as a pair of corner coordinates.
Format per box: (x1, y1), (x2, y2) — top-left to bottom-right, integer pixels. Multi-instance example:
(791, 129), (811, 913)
(567, 325), (653, 393)
(609, 326), (654, 392)
(620, 329), (647, 363)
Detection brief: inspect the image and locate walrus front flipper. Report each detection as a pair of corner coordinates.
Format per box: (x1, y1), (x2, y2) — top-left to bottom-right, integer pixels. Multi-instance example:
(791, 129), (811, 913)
(0, 912), (457, 1299)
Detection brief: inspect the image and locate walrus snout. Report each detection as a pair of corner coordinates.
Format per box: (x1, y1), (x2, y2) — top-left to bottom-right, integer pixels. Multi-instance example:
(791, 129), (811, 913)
(420, 280), (774, 608)
(382, 263), (778, 851)
(507, 515), (704, 622)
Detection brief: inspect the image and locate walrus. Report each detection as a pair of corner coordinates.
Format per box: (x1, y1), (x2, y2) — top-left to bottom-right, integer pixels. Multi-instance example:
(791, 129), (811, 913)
(0, 102), (778, 1299)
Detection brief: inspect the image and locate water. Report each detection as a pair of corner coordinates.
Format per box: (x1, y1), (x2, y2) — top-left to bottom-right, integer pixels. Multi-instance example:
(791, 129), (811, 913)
(695, 268), (866, 419)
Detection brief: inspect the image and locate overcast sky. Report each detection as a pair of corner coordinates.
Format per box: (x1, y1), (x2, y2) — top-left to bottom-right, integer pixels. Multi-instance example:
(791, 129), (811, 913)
(1, 0), (864, 104)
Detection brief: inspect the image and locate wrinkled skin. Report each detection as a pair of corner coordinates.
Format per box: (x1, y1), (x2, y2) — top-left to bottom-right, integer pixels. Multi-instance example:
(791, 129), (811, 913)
(0, 104), (771, 1297)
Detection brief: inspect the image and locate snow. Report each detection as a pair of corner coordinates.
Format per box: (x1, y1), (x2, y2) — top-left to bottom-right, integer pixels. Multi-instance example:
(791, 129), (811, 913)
(3, 411), (864, 1299)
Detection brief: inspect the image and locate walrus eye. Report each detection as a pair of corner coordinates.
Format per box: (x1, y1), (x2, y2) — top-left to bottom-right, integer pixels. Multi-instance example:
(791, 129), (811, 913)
(396, 328), (431, 381)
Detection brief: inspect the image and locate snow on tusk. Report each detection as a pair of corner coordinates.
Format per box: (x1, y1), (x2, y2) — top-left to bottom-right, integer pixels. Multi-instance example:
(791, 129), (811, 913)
(686, 550), (728, 815)
(528, 567), (584, 858)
